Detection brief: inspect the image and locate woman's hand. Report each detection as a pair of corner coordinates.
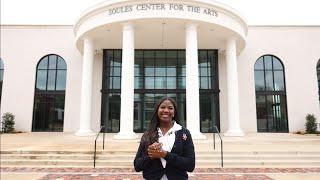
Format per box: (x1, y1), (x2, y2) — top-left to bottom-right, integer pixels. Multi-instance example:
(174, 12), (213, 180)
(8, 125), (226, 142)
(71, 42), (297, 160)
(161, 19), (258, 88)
(147, 142), (167, 159)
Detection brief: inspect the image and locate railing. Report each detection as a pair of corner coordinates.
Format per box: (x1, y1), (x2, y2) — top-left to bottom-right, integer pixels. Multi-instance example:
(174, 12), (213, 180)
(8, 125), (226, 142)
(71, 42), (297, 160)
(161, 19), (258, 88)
(213, 126), (223, 167)
(93, 126), (105, 168)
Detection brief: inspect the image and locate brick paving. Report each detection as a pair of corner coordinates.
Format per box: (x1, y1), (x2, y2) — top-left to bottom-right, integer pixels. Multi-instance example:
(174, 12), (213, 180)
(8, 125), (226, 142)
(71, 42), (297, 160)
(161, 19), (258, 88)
(1, 168), (319, 180)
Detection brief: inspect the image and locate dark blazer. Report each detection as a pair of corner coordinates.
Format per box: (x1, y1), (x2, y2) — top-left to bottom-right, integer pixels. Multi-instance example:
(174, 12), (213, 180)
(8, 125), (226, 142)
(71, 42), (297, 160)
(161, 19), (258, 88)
(134, 128), (195, 180)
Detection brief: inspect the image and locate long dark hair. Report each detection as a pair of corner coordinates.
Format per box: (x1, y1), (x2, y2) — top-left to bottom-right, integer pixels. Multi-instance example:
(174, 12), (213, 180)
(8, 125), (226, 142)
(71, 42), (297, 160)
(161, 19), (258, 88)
(142, 97), (180, 147)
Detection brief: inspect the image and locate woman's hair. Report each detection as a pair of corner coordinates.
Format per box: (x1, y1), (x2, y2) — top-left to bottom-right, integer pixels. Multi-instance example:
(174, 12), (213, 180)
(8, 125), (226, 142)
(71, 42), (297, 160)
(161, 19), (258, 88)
(141, 97), (180, 147)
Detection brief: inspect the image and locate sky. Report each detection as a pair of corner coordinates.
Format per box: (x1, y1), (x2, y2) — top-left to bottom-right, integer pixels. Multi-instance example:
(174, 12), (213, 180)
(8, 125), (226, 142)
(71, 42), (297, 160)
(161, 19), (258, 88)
(1, 0), (320, 25)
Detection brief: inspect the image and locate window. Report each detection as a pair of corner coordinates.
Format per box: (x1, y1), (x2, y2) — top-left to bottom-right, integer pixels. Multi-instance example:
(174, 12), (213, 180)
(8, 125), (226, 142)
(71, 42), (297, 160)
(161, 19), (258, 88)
(32, 55), (67, 132)
(0, 58), (4, 108)
(254, 55), (288, 132)
(317, 60), (320, 102)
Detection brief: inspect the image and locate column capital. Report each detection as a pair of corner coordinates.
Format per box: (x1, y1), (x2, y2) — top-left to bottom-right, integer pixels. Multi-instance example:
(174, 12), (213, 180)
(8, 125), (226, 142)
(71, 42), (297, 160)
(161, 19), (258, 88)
(185, 22), (198, 30)
(122, 22), (134, 30)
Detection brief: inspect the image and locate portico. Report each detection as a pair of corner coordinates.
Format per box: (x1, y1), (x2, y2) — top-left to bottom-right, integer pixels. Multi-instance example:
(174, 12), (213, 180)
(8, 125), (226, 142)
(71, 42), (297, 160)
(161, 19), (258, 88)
(73, 0), (247, 139)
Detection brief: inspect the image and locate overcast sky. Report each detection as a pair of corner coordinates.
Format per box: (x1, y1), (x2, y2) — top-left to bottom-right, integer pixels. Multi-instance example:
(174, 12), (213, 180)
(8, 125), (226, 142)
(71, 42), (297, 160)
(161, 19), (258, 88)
(1, 0), (320, 25)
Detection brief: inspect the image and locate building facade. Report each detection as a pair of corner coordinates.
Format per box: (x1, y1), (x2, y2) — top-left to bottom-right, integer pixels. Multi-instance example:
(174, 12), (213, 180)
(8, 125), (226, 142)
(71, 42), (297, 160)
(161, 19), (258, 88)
(1, 0), (319, 139)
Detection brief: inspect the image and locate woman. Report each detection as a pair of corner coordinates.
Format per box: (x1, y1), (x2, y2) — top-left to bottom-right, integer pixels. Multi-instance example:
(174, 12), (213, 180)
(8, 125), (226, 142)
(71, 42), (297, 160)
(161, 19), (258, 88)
(134, 97), (195, 180)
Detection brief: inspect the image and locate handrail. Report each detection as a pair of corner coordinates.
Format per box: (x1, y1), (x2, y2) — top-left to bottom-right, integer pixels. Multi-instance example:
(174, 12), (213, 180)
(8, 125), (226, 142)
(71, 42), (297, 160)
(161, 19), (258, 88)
(213, 126), (223, 167)
(93, 126), (105, 168)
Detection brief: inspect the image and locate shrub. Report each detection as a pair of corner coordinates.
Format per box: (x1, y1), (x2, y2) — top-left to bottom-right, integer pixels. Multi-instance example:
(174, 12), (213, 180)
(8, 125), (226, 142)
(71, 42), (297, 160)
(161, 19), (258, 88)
(305, 114), (317, 134)
(1, 112), (15, 133)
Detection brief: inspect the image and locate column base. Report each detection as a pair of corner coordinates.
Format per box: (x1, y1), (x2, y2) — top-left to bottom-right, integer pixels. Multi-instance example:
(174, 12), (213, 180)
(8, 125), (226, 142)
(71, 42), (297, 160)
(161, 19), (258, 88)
(190, 132), (207, 140)
(114, 132), (138, 139)
(224, 130), (245, 136)
(75, 129), (96, 136)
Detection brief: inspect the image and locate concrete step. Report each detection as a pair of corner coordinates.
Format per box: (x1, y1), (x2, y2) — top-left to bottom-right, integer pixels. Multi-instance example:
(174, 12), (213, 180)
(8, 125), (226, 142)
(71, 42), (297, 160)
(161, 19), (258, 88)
(2, 159), (320, 167)
(2, 154), (320, 160)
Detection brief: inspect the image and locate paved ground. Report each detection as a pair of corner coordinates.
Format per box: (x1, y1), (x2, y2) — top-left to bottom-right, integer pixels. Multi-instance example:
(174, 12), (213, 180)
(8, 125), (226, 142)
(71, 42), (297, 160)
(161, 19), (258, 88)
(1, 168), (320, 180)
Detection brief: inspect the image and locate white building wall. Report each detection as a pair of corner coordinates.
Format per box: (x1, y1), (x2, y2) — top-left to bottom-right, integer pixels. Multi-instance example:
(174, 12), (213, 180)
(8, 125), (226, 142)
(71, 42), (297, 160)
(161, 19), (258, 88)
(238, 26), (320, 132)
(0, 26), (83, 132)
(1, 25), (319, 133)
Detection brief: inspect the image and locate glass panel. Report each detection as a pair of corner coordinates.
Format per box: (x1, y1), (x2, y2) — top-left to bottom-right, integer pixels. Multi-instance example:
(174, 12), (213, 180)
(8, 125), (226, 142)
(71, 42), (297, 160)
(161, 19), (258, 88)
(274, 71), (284, 91)
(135, 50), (143, 58)
(167, 51), (177, 59)
(109, 67), (113, 76)
(200, 94), (211, 132)
(108, 93), (121, 132)
(38, 57), (48, 69)
(200, 67), (208, 76)
(113, 77), (121, 89)
(254, 70), (265, 91)
(47, 70), (56, 90)
(200, 77), (208, 89)
(53, 94), (65, 131)
(144, 51), (154, 58)
(264, 56), (272, 70)
(254, 57), (264, 70)
(155, 67), (166, 76)
(36, 70), (47, 90)
(167, 68), (176, 76)
(256, 95), (267, 132)
(57, 57), (67, 69)
(113, 67), (121, 76)
(145, 77), (154, 89)
(179, 68), (186, 76)
(155, 77), (166, 89)
(145, 67), (154, 76)
(0, 59), (4, 69)
(155, 50), (166, 58)
(178, 77), (186, 89)
(178, 51), (185, 59)
(167, 77), (176, 89)
(56, 70), (66, 90)
(114, 50), (122, 64)
(272, 57), (283, 70)
(265, 71), (274, 91)
(134, 94), (142, 132)
(134, 76), (143, 89)
(266, 95), (276, 132)
(167, 58), (177, 67)
(48, 55), (57, 69)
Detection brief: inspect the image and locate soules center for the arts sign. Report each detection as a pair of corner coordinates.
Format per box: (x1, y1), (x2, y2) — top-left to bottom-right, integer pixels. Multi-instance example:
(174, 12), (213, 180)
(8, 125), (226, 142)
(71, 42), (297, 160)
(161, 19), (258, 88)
(108, 3), (218, 17)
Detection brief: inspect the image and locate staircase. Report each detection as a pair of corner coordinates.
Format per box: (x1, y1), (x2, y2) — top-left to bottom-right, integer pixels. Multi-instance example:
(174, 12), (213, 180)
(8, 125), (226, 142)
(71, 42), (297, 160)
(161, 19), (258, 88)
(2, 149), (320, 168)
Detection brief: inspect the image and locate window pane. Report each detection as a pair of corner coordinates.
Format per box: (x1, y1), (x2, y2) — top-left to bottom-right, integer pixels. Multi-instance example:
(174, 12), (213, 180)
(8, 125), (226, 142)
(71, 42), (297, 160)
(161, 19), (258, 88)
(254, 71), (265, 91)
(113, 67), (121, 76)
(200, 67), (208, 76)
(134, 76), (143, 89)
(264, 56), (272, 70)
(178, 51), (185, 59)
(167, 68), (176, 76)
(114, 50), (122, 65)
(135, 67), (142, 76)
(38, 57), (48, 69)
(56, 70), (66, 90)
(178, 77), (186, 89)
(113, 77), (121, 89)
(274, 71), (285, 91)
(167, 59), (177, 67)
(254, 57), (264, 70)
(47, 70), (56, 90)
(155, 50), (166, 58)
(179, 68), (186, 76)
(265, 71), (274, 91)
(200, 77), (208, 89)
(57, 57), (67, 69)
(49, 55), (57, 69)
(155, 67), (166, 76)
(135, 50), (143, 58)
(256, 95), (267, 131)
(273, 58), (283, 70)
(36, 70), (47, 90)
(167, 77), (176, 89)
(0, 59), (4, 69)
(155, 77), (166, 89)
(145, 77), (154, 89)
(144, 51), (154, 58)
(167, 51), (177, 59)
(145, 67), (154, 76)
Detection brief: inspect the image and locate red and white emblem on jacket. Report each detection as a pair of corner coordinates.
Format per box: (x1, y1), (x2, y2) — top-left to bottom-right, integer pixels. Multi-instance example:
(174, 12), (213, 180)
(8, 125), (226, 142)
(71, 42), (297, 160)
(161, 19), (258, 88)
(182, 133), (187, 141)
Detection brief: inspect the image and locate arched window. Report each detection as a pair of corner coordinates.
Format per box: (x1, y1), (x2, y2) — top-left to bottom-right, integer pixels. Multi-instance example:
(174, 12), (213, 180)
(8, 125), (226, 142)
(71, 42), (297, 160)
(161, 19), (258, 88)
(32, 55), (67, 132)
(0, 58), (4, 107)
(317, 60), (320, 102)
(254, 55), (288, 132)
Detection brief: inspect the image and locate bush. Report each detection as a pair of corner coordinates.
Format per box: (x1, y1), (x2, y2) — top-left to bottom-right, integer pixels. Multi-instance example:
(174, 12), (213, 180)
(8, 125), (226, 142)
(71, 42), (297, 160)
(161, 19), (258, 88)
(1, 112), (15, 133)
(305, 114), (317, 134)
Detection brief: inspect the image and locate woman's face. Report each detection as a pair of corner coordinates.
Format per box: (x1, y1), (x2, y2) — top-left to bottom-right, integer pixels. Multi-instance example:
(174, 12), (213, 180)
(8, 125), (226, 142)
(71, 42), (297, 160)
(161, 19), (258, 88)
(157, 99), (175, 123)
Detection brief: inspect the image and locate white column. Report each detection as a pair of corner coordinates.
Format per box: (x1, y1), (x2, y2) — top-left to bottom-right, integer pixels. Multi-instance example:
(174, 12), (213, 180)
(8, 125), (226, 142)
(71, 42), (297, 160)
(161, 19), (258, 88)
(114, 23), (137, 139)
(224, 38), (244, 136)
(186, 23), (206, 139)
(75, 37), (95, 136)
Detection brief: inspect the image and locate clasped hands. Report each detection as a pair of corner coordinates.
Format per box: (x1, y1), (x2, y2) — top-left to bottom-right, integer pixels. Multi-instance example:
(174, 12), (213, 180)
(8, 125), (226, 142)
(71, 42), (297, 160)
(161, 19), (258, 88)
(147, 142), (167, 159)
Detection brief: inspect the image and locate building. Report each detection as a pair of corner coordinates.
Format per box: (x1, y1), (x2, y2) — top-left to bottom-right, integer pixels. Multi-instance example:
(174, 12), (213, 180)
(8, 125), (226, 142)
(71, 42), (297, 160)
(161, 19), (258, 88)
(1, 0), (319, 139)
